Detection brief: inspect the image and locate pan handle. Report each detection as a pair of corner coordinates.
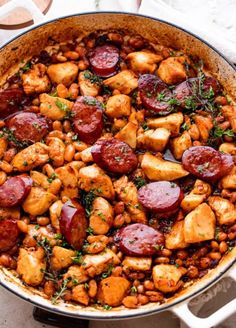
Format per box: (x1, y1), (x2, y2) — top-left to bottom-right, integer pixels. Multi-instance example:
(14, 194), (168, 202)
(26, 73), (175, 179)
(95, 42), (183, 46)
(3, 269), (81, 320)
(172, 264), (236, 328)
(0, 0), (45, 25)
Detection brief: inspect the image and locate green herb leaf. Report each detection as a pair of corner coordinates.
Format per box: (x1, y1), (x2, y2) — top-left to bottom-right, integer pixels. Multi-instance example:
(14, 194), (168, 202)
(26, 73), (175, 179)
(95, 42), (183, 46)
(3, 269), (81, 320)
(130, 286), (137, 293)
(22, 61), (32, 72)
(103, 304), (113, 310)
(212, 126), (235, 138)
(83, 70), (102, 85)
(72, 251), (83, 264)
(51, 279), (69, 304)
(101, 264), (113, 279)
(47, 172), (57, 183)
(153, 244), (164, 251)
(133, 176), (146, 189)
(141, 122), (149, 131)
(86, 227), (94, 235)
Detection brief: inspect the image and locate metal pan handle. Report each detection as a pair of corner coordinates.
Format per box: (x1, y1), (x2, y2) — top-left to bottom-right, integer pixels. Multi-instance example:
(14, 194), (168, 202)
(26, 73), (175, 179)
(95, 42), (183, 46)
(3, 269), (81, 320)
(0, 0), (45, 25)
(172, 264), (236, 328)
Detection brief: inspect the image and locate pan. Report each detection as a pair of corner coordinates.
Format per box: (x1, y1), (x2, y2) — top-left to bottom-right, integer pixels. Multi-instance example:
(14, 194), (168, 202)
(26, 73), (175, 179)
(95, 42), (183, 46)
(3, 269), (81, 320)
(0, 12), (236, 328)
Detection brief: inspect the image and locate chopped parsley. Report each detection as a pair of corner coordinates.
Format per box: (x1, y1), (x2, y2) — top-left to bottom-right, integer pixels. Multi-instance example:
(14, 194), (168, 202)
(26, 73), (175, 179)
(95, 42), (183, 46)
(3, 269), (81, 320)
(141, 122), (149, 131)
(197, 162), (209, 173)
(47, 172), (57, 183)
(97, 212), (106, 222)
(34, 224), (40, 231)
(185, 96), (198, 110)
(133, 176), (146, 189)
(55, 99), (70, 112)
(72, 134), (79, 141)
(23, 161), (28, 166)
(83, 70), (102, 85)
(72, 251), (83, 264)
(54, 233), (63, 240)
(153, 245), (164, 251)
(101, 264), (113, 279)
(80, 189), (97, 217)
(83, 98), (97, 106)
(21, 61), (32, 72)
(212, 126), (234, 138)
(32, 122), (41, 130)
(86, 227), (94, 235)
(156, 92), (166, 101)
(202, 86), (214, 100)
(103, 304), (113, 311)
(130, 286), (137, 293)
(101, 84), (112, 96)
(114, 156), (121, 162)
(55, 99), (74, 118)
(215, 227), (220, 240)
(181, 122), (190, 131)
(84, 282), (89, 289)
(0, 127), (29, 148)
(167, 98), (180, 106)
(131, 90), (138, 105)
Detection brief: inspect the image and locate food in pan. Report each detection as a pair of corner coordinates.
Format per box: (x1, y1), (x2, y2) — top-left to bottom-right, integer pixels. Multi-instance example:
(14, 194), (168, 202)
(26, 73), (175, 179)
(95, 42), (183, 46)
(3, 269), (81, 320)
(0, 30), (235, 310)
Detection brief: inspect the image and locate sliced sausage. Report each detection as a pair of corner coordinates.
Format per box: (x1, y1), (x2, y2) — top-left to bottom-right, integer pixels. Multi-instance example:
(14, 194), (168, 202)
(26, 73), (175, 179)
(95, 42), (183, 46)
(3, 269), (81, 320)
(182, 146), (223, 182)
(88, 44), (120, 78)
(202, 76), (221, 96)
(0, 88), (23, 119)
(114, 223), (165, 256)
(90, 139), (104, 168)
(72, 96), (103, 144)
(220, 153), (234, 177)
(0, 219), (19, 252)
(18, 174), (33, 195)
(91, 138), (138, 174)
(138, 74), (173, 115)
(138, 181), (183, 216)
(174, 76), (221, 108)
(0, 176), (31, 207)
(60, 199), (87, 250)
(6, 112), (49, 143)
(174, 78), (201, 108)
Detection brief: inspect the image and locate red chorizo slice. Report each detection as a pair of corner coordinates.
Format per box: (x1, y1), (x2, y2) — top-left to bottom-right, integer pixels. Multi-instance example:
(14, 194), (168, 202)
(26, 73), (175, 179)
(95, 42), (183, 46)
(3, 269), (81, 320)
(6, 112), (49, 143)
(60, 199), (87, 250)
(182, 146), (222, 182)
(138, 74), (173, 115)
(0, 88), (23, 119)
(0, 219), (19, 252)
(114, 223), (164, 256)
(174, 78), (201, 108)
(92, 138), (138, 174)
(0, 176), (30, 208)
(138, 182), (183, 216)
(88, 44), (120, 78)
(72, 96), (103, 144)
(90, 139), (106, 169)
(18, 174), (33, 196)
(202, 76), (221, 96)
(220, 153), (234, 177)
(174, 76), (221, 108)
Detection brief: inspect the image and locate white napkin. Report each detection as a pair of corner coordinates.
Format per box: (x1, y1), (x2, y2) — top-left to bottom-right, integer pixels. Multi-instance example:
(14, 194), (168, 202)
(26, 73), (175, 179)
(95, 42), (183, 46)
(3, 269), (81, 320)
(137, 0), (236, 63)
